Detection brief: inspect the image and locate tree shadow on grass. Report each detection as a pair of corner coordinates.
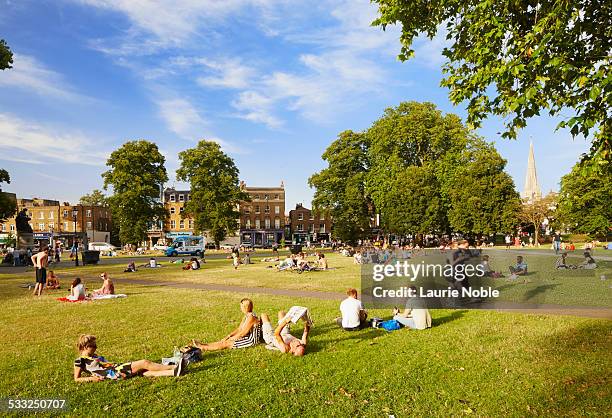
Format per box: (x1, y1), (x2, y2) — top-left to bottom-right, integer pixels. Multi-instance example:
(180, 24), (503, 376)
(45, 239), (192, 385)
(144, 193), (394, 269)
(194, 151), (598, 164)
(432, 310), (467, 327)
(521, 283), (560, 303)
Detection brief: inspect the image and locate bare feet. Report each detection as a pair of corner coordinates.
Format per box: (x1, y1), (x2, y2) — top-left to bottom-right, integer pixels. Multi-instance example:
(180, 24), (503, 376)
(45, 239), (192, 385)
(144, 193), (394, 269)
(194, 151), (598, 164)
(192, 339), (204, 349)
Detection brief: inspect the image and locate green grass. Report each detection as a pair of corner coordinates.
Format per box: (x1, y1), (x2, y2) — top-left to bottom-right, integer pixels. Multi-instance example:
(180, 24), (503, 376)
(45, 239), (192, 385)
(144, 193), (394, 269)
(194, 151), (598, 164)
(0, 253), (610, 416)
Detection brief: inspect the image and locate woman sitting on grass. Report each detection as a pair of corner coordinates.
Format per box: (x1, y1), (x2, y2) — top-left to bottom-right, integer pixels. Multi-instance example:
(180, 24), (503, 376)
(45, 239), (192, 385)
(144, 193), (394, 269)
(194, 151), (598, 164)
(92, 273), (115, 296)
(46, 270), (60, 289)
(74, 334), (183, 382)
(578, 252), (597, 269)
(317, 253), (328, 270)
(67, 278), (87, 301)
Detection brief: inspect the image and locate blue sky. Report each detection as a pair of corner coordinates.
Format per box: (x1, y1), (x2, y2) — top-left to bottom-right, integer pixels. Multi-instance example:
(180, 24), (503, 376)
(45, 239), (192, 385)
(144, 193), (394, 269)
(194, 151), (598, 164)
(0, 0), (591, 209)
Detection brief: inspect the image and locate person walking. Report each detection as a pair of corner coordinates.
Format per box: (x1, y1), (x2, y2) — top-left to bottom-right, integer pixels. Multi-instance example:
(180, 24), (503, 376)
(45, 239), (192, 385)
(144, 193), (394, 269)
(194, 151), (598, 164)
(552, 231), (562, 255)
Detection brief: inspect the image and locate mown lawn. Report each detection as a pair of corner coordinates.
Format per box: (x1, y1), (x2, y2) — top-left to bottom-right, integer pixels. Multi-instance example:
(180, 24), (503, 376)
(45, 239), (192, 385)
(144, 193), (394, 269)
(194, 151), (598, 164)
(0, 265), (610, 416)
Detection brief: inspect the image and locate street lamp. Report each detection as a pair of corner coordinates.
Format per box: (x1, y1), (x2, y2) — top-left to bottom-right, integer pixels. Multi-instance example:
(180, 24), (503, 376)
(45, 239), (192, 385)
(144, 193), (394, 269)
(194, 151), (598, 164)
(73, 209), (79, 266)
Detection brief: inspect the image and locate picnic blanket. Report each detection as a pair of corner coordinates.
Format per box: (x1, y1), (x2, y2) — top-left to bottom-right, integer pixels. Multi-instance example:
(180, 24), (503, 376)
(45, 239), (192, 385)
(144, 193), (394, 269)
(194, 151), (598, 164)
(56, 297), (89, 303)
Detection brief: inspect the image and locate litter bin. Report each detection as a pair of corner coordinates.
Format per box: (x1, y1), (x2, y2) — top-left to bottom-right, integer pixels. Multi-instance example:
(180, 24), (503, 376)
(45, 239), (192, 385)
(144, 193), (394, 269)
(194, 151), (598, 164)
(82, 250), (100, 265)
(290, 244), (302, 255)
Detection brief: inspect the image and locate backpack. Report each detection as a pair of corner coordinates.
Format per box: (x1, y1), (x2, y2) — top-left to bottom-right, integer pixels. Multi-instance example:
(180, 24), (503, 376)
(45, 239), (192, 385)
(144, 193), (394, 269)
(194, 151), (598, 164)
(380, 320), (401, 331)
(179, 345), (203, 365)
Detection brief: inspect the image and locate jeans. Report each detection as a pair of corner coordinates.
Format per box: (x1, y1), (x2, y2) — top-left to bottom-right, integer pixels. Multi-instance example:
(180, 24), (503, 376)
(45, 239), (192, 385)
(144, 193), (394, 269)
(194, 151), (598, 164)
(393, 315), (417, 329)
(553, 241), (561, 254)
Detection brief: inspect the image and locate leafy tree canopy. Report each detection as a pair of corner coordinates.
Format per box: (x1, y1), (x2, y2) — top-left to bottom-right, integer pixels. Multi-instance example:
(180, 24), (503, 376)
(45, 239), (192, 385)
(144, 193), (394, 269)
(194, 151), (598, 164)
(556, 161), (611, 238)
(176, 140), (248, 248)
(0, 39), (13, 70)
(79, 189), (109, 207)
(373, 0), (611, 163)
(0, 168), (17, 223)
(102, 140), (168, 246)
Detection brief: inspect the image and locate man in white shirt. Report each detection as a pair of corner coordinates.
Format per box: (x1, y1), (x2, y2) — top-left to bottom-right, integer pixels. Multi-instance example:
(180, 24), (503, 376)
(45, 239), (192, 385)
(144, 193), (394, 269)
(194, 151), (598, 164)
(335, 288), (368, 331)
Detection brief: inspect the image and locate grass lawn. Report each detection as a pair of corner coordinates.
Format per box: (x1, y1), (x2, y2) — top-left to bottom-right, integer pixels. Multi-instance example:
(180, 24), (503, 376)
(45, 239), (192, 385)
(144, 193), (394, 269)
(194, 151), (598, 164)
(0, 261), (611, 416)
(38, 251), (612, 307)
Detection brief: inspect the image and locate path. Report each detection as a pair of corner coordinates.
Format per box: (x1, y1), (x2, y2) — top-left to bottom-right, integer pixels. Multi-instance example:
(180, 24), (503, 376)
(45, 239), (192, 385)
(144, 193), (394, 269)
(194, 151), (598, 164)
(113, 278), (612, 320)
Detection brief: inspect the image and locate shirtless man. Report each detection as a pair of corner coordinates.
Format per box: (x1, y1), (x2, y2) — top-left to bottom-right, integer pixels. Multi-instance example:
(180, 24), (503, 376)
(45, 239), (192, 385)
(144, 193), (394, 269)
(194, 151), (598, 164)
(31, 246), (49, 296)
(261, 307), (311, 356)
(192, 298), (261, 351)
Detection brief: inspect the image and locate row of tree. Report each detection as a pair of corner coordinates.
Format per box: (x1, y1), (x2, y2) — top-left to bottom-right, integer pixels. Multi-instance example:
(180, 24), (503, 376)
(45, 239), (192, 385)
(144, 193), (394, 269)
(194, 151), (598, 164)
(309, 101), (522, 244)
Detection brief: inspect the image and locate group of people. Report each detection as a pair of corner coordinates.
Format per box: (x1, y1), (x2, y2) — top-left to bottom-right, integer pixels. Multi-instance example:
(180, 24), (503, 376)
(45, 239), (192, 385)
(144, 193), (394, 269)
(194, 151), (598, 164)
(555, 251), (598, 270)
(64, 273), (115, 301)
(276, 252), (328, 272)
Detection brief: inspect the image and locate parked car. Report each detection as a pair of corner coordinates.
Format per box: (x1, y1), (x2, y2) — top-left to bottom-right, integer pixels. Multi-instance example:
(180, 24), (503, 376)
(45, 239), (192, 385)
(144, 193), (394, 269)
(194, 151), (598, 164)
(88, 242), (117, 252)
(152, 243), (168, 251)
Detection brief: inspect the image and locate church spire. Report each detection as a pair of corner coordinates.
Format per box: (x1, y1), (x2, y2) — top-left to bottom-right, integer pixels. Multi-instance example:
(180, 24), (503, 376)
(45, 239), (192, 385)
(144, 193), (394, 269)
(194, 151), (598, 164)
(522, 141), (542, 202)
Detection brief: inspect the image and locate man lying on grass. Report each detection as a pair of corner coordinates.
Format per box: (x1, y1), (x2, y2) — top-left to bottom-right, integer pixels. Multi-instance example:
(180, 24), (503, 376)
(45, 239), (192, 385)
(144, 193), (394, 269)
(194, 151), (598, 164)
(74, 335), (184, 382)
(261, 306), (312, 356)
(192, 298), (261, 351)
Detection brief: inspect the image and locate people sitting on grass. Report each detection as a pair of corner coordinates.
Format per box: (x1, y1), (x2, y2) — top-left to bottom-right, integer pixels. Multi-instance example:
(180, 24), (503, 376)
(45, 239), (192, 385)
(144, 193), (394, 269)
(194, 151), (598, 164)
(353, 251), (363, 264)
(192, 298), (261, 351)
(555, 252), (571, 269)
(392, 287), (432, 330)
(183, 258), (200, 270)
(46, 270), (61, 289)
(232, 251), (239, 270)
(67, 278), (87, 301)
(508, 256), (528, 278)
(578, 252), (597, 269)
(74, 334), (183, 382)
(335, 288), (368, 331)
(277, 255), (295, 271)
(243, 253), (251, 265)
(480, 255), (502, 278)
(124, 261), (136, 272)
(92, 272), (115, 296)
(261, 306), (312, 356)
(296, 253), (313, 271)
(317, 253), (328, 270)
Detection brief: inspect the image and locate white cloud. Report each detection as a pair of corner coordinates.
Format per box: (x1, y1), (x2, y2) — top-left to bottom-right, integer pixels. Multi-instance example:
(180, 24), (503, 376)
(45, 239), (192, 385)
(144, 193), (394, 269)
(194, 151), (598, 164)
(0, 113), (109, 166)
(232, 91), (282, 128)
(196, 58), (255, 89)
(0, 54), (87, 101)
(157, 98), (207, 140)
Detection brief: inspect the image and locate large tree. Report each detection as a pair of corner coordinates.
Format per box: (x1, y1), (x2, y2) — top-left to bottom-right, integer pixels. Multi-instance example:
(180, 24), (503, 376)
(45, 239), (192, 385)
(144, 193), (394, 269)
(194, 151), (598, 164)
(444, 139), (521, 235)
(102, 141), (168, 246)
(365, 101), (469, 235)
(0, 169), (17, 223)
(176, 140), (248, 248)
(308, 131), (372, 244)
(0, 39), (13, 70)
(79, 189), (109, 206)
(556, 161), (611, 238)
(373, 1), (611, 163)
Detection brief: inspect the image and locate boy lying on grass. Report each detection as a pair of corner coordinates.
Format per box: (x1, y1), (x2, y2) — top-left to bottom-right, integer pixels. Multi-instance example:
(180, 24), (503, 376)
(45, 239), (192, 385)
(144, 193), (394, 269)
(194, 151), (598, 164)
(73, 335), (185, 382)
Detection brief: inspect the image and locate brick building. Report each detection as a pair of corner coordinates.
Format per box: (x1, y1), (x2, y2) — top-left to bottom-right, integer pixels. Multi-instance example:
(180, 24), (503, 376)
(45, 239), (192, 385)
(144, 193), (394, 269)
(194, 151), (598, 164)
(0, 198), (112, 248)
(287, 203), (332, 244)
(238, 181), (285, 247)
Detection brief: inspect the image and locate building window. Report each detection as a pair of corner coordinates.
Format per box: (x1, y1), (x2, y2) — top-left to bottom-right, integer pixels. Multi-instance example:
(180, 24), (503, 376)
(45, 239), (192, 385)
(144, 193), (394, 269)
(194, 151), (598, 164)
(255, 219), (260, 229)
(87, 221), (92, 229)
(275, 206), (280, 214)
(264, 194), (269, 200)
(170, 220), (176, 229)
(274, 218), (280, 229)
(39, 212), (44, 219)
(298, 213), (303, 221)
(170, 207), (175, 214)
(297, 224), (303, 231)
(86, 209), (92, 218)
(246, 219), (251, 229)
(274, 194), (279, 200)
(309, 224), (314, 232)
(254, 194), (259, 200)
(38, 223), (45, 230)
(255, 206), (260, 214)
(179, 194), (185, 202)
(319, 224), (325, 233)
(265, 218), (270, 229)
(309, 213), (314, 221)
(179, 220), (184, 229)
(63, 222), (68, 231)
(264, 205), (270, 214)
(48, 222), (54, 229)
(245, 206), (251, 214)
(49, 211), (54, 219)
(10, 224), (15, 231)
(180, 207), (184, 213)
(63, 210), (68, 217)
(170, 194), (176, 202)
(189, 219), (194, 229)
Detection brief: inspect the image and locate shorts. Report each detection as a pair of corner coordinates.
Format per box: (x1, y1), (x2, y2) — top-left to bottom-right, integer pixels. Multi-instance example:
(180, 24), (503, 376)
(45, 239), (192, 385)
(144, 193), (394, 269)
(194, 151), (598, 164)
(114, 362), (133, 379)
(262, 321), (275, 345)
(35, 268), (47, 284)
(232, 333), (258, 349)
